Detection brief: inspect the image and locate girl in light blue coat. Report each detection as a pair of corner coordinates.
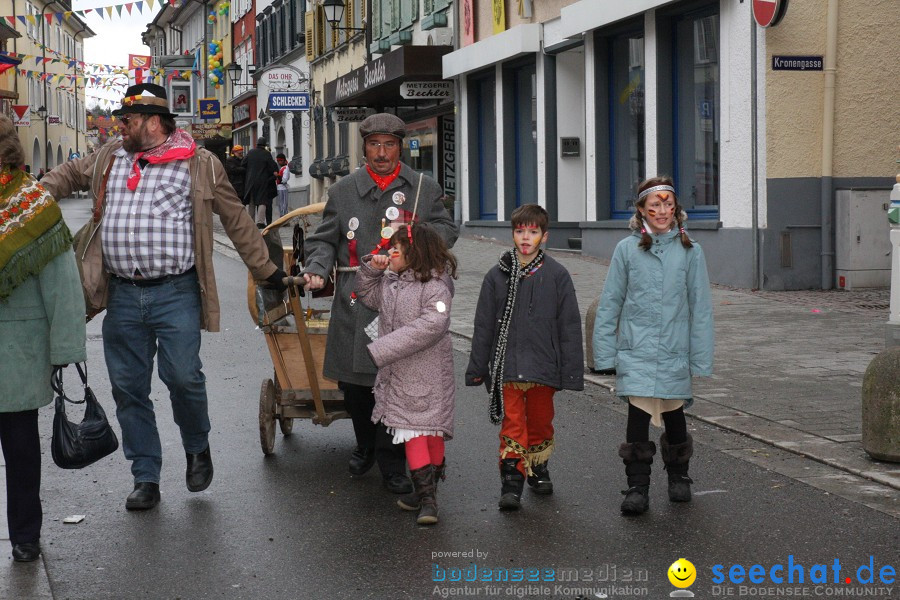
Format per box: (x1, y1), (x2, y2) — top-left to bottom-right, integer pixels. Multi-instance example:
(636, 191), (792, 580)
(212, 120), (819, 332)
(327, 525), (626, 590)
(593, 176), (714, 515)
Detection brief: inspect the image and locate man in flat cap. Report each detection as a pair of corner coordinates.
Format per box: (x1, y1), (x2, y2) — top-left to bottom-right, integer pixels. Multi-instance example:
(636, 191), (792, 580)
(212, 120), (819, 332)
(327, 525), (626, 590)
(302, 112), (458, 494)
(41, 83), (288, 511)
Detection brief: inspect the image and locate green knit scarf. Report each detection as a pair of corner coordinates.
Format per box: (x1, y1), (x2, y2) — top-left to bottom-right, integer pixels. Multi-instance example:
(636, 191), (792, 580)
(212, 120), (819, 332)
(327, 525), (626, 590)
(0, 165), (73, 299)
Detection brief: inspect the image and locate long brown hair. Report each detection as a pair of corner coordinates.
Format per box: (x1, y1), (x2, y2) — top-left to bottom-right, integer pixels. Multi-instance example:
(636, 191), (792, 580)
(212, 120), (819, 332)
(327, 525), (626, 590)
(388, 222), (458, 282)
(634, 176), (693, 251)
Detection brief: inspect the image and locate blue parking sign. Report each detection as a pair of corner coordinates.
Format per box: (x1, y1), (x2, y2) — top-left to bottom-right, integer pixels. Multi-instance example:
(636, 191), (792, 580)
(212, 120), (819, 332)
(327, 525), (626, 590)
(409, 139), (420, 150)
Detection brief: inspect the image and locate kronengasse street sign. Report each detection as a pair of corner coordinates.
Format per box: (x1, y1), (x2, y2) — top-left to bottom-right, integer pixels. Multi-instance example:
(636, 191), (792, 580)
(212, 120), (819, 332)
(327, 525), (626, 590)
(753, 0), (788, 28)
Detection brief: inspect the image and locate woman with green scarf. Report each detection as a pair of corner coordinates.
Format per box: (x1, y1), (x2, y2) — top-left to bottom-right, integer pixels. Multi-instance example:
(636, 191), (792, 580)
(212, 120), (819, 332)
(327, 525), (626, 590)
(0, 114), (86, 563)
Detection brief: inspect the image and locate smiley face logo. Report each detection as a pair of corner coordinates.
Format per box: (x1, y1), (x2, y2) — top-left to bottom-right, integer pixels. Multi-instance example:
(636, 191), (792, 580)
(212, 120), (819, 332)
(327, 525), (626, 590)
(668, 558), (696, 588)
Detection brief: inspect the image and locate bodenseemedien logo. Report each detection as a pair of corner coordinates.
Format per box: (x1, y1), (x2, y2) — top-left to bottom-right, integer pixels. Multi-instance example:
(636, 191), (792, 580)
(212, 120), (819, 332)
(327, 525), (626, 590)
(669, 558), (697, 598)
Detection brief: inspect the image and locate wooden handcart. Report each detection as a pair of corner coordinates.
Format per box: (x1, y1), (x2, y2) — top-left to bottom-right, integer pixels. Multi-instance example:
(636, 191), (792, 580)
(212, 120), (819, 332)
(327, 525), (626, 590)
(249, 203), (347, 455)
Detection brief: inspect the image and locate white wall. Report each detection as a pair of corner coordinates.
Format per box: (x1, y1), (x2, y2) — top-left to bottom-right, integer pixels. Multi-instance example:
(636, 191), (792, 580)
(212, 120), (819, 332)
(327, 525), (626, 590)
(718, 0), (758, 229)
(555, 48), (586, 222)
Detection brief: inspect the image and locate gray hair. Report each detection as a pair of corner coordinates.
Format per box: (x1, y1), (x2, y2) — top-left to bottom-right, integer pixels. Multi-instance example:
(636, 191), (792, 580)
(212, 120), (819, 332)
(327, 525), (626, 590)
(0, 115), (25, 168)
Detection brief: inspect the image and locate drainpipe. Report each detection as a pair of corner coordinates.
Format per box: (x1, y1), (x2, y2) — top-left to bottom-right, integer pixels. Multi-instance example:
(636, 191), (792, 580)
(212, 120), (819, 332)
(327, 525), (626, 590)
(820, 0), (838, 289)
(750, 8), (759, 289)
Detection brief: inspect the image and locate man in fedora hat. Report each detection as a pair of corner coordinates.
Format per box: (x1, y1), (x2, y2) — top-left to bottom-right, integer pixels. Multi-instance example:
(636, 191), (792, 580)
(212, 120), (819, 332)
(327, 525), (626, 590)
(301, 112), (458, 495)
(41, 82), (288, 511)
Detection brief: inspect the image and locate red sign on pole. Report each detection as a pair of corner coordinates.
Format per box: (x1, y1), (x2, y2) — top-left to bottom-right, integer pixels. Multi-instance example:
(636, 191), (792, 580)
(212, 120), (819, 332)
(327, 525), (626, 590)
(753, 0), (788, 28)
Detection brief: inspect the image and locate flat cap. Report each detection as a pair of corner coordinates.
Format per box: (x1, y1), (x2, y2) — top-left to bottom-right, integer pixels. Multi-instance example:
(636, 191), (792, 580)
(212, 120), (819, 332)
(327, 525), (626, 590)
(359, 113), (406, 139)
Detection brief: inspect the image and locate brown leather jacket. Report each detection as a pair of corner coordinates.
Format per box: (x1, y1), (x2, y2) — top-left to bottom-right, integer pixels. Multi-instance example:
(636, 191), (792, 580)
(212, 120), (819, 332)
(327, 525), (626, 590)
(41, 138), (277, 332)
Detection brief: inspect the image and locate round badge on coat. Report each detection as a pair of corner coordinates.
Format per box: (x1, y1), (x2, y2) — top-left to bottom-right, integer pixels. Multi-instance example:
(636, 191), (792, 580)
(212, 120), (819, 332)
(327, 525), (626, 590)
(346, 230), (355, 240)
(381, 226), (394, 239)
(348, 217), (359, 231)
(385, 206), (400, 221)
(392, 191), (405, 205)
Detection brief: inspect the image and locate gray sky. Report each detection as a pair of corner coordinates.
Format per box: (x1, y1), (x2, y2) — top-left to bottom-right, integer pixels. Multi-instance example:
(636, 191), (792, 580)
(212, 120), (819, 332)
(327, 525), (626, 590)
(73, 0), (156, 106)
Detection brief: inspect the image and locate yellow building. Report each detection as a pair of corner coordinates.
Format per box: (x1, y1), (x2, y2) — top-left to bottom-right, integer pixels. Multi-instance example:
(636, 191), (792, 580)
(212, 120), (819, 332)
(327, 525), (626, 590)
(0, 0), (92, 172)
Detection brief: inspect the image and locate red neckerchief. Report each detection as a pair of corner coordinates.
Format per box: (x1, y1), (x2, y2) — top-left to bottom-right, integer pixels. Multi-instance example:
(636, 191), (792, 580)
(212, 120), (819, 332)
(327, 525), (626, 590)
(366, 163), (401, 191)
(127, 129), (197, 191)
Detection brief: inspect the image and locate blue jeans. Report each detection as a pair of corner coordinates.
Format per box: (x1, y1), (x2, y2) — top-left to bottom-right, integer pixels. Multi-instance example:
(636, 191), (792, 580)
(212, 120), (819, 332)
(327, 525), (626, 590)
(103, 271), (209, 484)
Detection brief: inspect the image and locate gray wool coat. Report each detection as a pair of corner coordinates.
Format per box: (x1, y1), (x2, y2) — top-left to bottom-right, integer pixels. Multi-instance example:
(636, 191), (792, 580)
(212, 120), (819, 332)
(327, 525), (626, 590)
(355, 258), (455, 439)
(303, 163), (458, 387)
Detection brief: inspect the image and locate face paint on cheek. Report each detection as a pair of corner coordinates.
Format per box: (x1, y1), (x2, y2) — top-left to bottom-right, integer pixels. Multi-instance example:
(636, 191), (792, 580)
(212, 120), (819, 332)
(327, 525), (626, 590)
(646, 208), (657, 217)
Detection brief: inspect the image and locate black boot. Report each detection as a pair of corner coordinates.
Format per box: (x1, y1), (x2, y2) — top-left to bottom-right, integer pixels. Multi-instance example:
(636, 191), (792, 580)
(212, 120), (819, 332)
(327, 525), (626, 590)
(408, 464), (438, 525)
(398, 459), (445, 511)
(661, 433), (694, 502)
(498, 458), (525, 511)
(526, 461), (553, 495)
(618, 441), (656, 515)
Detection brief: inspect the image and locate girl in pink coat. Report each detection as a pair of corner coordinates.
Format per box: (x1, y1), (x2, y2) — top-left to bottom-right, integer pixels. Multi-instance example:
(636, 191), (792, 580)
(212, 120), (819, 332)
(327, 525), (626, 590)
(355, 223), (457, 526)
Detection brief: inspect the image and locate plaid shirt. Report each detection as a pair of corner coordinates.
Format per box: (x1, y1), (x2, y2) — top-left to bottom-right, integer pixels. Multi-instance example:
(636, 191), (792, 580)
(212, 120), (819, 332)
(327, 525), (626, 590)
(101, 147), (194, 279)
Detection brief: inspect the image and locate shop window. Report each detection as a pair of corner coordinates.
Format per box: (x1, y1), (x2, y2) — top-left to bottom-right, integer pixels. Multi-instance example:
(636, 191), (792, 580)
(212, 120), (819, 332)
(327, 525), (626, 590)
(657, 3), (720, 218)
(610, 32), (645, 216)
(503, 59), (537, 213)
(467, 71), (497, 220)
(403, 117), (437, 181)
(292, 113), (303, 165)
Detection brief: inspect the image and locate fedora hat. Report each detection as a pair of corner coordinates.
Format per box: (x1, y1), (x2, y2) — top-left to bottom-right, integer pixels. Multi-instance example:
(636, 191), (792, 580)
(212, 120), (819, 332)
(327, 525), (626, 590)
(112, 83), (177, 118)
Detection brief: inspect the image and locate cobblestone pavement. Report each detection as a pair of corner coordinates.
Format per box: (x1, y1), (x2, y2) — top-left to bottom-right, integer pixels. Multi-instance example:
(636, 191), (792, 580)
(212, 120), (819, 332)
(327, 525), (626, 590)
(216, 219), (900, 502)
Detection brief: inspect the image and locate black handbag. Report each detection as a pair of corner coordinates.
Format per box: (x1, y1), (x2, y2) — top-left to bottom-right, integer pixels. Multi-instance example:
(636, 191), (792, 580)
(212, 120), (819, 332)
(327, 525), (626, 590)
(50, 363), (119, 470)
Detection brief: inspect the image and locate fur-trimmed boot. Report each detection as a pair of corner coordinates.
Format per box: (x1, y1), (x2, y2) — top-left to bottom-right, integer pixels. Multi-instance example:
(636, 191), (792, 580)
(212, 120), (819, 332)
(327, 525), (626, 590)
(407, 464), (438, 525)
(398, 459), (445, 511)
(660, 433), (694, 502)
(618, 441), (656, 515)
(526, 461), (553, 495)
(498, 458), (525, 511)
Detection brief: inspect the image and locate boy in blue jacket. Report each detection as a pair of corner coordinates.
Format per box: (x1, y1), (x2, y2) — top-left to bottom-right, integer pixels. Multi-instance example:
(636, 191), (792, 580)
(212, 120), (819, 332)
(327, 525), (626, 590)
(466, 204), (583, 510)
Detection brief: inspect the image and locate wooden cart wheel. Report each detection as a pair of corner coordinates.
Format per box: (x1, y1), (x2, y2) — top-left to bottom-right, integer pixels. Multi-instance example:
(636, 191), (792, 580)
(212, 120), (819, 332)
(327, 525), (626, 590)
(273, 376), (294, 436)
(259, 379), (276, 455)
(278, 415), (294, 435)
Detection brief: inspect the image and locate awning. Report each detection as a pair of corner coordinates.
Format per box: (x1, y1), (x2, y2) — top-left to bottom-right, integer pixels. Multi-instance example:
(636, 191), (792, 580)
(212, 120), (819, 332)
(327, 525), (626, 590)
(324, 45), (452, 109)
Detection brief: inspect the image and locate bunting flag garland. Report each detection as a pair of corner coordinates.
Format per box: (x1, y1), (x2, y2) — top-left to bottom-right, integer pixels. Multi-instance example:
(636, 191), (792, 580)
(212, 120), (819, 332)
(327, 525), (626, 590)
(0, 0), (171, 23)
(0, 54), (22, 74)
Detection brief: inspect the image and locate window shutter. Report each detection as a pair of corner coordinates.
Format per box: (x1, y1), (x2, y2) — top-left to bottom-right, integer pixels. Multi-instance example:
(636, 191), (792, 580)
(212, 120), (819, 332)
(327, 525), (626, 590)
(316, 5), (326, 55)
(371, 0), (381, 38)
(391, 0), (400, 31)
(305, 10), (315, 60)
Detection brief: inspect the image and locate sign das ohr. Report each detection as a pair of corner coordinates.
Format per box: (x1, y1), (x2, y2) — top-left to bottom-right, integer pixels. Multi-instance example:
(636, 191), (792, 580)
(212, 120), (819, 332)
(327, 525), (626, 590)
(753, 0), (788, 28)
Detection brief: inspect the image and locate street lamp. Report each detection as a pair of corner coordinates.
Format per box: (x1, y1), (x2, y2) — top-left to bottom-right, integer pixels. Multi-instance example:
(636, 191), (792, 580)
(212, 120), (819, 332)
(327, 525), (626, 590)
(226, 62), (256, 96)
(322, 0), (365, 33)
(37, 105), (47, 120)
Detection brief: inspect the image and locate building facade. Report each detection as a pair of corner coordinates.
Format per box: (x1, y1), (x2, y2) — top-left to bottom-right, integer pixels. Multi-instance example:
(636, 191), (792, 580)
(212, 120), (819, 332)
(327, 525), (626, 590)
(254, 0), (311, 209)
(143, 0), (234, 159)
(1, 0), (91, 172)
(443, 0), (899, 290)
(307, 0), (456, 212)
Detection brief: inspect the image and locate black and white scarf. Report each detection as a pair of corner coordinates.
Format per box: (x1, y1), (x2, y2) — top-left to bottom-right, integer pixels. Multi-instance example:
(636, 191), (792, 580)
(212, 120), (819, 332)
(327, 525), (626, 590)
(488, 248), (545, 424)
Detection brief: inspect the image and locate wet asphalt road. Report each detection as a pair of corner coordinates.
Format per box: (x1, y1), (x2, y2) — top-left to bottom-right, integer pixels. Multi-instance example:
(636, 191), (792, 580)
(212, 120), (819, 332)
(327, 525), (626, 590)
(27, 209), (900, 599)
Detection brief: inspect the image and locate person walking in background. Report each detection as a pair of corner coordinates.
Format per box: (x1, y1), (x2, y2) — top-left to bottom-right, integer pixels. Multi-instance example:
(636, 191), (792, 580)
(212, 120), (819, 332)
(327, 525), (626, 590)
(354, 223), (457, 525)
(302, 113), (458, 495)
(466, 204), (583, 511)
(242, 137), (277, 227)
(40, 83), (287, 511)
(0, 114), (87, 562)
(225, 145), (246, 206)
(275, 152), (291, 218)
(593, 176), (714, 516)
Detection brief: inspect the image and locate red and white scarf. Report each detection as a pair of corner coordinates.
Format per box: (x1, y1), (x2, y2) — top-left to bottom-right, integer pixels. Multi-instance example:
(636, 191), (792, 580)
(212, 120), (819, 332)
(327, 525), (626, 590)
(127, 128), (197, 191)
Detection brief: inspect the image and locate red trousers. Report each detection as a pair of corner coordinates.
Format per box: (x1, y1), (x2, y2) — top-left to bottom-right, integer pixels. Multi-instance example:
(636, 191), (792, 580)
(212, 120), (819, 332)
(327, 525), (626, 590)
(499, 384), (555, 476)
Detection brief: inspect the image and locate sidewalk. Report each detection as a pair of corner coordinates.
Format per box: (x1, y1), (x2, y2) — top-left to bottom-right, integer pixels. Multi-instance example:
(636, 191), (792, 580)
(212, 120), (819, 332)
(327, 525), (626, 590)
(218, 218), (900, 494)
